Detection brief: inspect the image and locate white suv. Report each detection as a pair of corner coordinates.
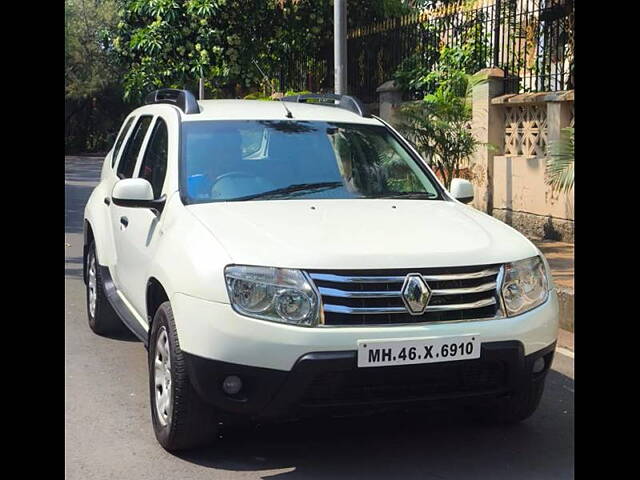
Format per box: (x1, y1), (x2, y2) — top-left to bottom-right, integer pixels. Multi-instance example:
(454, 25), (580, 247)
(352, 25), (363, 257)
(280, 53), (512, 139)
(83, 89), (559, 451)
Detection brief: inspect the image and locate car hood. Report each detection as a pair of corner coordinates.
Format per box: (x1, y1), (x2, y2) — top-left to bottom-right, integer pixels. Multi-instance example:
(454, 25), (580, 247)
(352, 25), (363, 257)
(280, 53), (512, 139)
(187, 199), (538, 269)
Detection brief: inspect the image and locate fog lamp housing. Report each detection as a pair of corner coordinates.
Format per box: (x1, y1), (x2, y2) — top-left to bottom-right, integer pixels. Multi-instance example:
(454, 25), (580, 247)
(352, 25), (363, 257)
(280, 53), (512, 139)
(222, 375), (243, 395)
(532, 357), (546, 374)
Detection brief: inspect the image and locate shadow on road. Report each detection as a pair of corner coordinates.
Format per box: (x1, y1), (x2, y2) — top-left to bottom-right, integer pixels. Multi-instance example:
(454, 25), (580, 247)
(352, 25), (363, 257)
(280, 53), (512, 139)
(65, 256), (85, 280)
(175, 369), (573, 479)
(79, 308), (141, 343)
(65, 267), (84, 279)
(96, 328), (141, 343)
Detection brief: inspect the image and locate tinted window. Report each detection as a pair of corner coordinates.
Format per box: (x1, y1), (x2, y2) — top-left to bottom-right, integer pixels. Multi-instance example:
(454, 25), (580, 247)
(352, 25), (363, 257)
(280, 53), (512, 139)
(138, 118), (169, 199)
(117, 116), (153, 179)
(111, 117), (134, 167)
(181, 121), (441, 203)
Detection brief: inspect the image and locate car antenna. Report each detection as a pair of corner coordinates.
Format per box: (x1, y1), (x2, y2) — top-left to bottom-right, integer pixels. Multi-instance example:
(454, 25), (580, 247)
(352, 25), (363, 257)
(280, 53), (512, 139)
(252, 60), (293, 119)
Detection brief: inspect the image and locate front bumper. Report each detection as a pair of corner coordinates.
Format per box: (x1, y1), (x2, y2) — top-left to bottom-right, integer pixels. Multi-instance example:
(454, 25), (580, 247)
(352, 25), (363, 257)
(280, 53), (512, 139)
(171, 290), (559, 371)
(184, 340), (556, 420)
(172, 289), (558, 420)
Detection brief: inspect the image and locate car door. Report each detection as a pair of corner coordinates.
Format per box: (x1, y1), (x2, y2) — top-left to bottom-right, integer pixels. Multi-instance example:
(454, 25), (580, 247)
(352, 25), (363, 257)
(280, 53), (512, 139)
(111, 114), (170, 320)
(109, 115), (154, 304)
(94, 115), (136, 268)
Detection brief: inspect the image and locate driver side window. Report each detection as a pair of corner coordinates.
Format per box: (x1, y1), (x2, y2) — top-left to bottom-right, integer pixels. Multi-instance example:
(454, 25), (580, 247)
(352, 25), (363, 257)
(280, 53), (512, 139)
(117, 116), (153, 179)
(138, 118), (168, 199)
(111, 117), (134, 168)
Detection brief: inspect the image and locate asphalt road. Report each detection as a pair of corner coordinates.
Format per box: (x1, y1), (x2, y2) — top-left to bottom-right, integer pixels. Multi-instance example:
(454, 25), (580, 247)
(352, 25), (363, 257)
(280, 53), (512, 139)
(65, 156), (574, 479)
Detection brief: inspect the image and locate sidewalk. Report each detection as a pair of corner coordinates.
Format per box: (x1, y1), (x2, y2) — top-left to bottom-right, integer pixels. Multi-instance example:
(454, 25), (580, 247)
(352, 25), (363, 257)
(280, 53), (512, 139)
(534, 240), (574, 332)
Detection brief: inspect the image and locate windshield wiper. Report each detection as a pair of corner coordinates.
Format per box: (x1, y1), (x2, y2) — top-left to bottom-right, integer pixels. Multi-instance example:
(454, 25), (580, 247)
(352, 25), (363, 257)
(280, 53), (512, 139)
(377, 192), (439, 199)
(227, 182), (344, 201)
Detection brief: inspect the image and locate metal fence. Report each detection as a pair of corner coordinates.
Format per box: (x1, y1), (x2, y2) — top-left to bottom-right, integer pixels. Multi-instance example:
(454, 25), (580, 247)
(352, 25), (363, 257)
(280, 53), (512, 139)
(283, 0), (574, 103)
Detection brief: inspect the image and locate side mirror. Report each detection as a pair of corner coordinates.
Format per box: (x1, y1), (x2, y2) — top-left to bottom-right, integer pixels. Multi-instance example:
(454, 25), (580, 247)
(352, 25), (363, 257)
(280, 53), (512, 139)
(450, 178), (474, 204)
(112, 178), (165, 214)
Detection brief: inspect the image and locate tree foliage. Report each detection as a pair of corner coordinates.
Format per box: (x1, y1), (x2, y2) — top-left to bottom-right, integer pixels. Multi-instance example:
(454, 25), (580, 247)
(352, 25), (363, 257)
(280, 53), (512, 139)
(66, 0), (121, 100)
(394, 22), (489, 98)
(113, 0), (410, 100)
(66, 0), (130, 153)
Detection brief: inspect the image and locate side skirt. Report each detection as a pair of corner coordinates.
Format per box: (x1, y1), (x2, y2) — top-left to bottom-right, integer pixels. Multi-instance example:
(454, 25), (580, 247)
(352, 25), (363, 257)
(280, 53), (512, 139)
(98, 265), (149, 347)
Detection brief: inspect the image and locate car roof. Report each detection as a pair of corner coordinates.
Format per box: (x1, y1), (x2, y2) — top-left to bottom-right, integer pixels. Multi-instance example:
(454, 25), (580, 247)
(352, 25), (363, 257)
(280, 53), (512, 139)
(137, 99), (383, 126)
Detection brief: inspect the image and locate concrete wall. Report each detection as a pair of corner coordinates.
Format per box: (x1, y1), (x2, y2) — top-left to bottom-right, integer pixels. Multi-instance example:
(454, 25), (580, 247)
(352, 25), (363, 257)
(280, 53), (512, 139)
(480, 88), (574, 242)
(492, 155), (574, 241)
(376, 74), (574, 243)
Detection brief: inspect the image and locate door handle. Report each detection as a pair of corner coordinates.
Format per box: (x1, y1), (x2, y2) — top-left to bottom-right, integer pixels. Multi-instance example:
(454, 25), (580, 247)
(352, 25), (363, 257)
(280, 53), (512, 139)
(120, 216), (129, 228)
(104, 197), (111, 206)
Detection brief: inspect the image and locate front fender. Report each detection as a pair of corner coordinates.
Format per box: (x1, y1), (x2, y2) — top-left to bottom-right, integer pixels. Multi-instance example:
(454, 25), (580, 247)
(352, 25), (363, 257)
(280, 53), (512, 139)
(146, 197), (233, 348)
(149, 195), (233, 306)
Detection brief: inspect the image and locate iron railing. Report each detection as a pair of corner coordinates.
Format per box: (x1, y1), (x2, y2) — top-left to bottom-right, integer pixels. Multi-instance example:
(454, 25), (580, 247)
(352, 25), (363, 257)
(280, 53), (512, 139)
(280, 0), (574, 103)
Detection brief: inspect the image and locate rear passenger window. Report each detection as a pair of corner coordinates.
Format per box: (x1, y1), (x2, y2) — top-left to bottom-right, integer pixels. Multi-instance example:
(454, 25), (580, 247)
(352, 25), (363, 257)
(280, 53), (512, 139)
(117, 116), (153, 179)
(138, 118), (169, 199)
(111, 117), (134, 167)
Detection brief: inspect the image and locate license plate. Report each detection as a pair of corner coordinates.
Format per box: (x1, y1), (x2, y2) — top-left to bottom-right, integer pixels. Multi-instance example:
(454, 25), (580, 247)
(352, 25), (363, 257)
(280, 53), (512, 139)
(357, 335), (480, 368)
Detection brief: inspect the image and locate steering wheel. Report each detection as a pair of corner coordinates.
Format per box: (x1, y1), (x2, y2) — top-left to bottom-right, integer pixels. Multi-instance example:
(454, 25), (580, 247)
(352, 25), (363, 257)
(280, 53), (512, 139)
(211, 171), (273, 199)
(213, 171), (258, 184)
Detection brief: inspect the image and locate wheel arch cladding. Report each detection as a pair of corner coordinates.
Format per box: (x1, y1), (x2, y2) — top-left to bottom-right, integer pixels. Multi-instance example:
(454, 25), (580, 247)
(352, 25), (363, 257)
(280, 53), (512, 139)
(147, 277), (170, 326)
(83, 220), (95, 285)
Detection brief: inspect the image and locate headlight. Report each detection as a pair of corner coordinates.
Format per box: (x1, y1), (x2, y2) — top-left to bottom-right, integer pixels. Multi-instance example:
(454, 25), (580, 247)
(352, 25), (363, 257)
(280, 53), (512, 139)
(224, 265), (320, 326)
(501, 256), (549, 316)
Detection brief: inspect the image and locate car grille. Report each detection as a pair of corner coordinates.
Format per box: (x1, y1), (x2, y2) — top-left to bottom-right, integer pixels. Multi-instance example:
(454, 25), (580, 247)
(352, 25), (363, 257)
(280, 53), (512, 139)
(308, 264), (504, 326)
(300, 360), (507, 406)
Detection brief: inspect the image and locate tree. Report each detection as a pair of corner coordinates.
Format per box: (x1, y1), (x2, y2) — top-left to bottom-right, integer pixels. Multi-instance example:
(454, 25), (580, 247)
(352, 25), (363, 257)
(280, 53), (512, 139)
(66, 0), (129, 153)
(112, 0), (411, 100)
(65, 0), (121, 100)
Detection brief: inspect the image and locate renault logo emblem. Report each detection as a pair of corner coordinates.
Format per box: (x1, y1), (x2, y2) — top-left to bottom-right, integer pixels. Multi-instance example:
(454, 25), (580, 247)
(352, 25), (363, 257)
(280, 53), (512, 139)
(401, 274), (432, 315)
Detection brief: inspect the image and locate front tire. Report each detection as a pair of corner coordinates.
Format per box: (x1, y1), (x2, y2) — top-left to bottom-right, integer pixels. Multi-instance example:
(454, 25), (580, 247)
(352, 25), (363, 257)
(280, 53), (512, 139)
(86, 242), (123, 335)
(149, 301), (219, 451)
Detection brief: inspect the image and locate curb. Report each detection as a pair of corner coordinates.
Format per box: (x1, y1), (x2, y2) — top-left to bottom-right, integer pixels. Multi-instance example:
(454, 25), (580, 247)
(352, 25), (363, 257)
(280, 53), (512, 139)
(557, 327), (573, 352)
(557, 287), (574, 332)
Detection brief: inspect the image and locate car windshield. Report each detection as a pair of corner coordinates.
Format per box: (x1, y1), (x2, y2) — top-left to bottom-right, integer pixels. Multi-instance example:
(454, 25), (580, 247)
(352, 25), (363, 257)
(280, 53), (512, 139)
(181, 120), (442, 203)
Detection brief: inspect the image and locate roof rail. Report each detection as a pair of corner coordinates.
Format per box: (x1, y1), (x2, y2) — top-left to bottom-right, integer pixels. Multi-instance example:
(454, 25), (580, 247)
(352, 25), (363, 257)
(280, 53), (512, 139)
(144, 89), (200, 114)
(281, 93), (370, 117)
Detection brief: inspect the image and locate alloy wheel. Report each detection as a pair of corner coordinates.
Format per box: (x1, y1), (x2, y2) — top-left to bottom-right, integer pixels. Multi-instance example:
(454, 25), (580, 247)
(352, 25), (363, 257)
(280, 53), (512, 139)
(88, 252), (97, 318)
(154, 327), (172, 426)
